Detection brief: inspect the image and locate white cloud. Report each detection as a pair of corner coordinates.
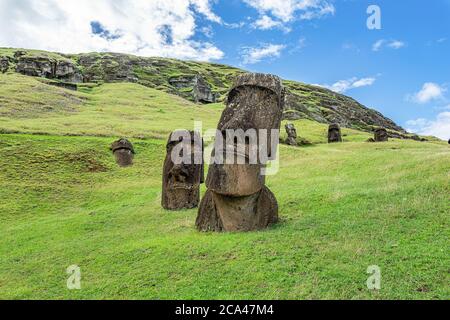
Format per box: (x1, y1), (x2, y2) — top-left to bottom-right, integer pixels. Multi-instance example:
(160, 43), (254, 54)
(241, 43), (286, 64)
(372, 39), (405, 51)
(408, 83), (446, 104)
(406, 112), (450, 140)
(243, 0), (334, 23)
(253, 15), (283, 30)
(317, 77), (376, 93)
(0, 0), (224, 61)
(387, 40), (405, 49)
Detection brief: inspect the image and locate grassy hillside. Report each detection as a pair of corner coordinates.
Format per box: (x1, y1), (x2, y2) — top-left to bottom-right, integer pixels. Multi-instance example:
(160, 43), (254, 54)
(1, 48), (409, 134)
(0, 134), (448, 299)
(0, 61), (448, 300)
(0, 73), (375, 143)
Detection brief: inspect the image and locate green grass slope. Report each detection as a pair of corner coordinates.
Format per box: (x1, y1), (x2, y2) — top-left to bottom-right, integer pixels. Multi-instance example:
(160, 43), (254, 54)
(0, 67), (448, 300)
(0, 134), (448, 299)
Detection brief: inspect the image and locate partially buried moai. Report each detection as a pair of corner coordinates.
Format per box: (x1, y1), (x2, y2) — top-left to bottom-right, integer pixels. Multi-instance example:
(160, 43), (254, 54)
(285, 123), (298, 146)
(374, 128), (389, 142)
(110, 138), (135, 167)
(328, 123), (342, 143)
(162, 130), (204, 210)
(196, 73), (284, 232)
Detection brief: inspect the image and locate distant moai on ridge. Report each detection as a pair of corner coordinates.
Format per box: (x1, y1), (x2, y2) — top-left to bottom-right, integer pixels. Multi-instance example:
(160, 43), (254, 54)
(196, 73), (284, 232)
(162, 130), (204, 210)
(374, 128), (389, 142)
(110, 138), (135, 167)
(328, 123), (342, 143)
(285, 123), (298, 146)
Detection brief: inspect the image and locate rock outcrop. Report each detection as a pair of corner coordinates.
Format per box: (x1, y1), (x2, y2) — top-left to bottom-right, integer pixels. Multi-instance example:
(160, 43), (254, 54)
(196, 73), (283, 232)
(76, 53), (138, 83)
(169, 75), (218, 103)
(16, 56), (82, 83)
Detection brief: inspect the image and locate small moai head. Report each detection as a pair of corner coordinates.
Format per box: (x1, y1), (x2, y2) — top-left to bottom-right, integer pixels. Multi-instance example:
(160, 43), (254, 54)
(206, 73), (285, 197)
(285, 123), (298, 146)
(328, 123), (342, 143)
(110, 138), (135, 167)
(162, 130), (204, 210)
(374, 128), (389, 142)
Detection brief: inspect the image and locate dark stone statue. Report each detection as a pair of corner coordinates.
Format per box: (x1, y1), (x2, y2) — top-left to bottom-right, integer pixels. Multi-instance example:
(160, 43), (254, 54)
(162, 130), (204, 210)
(328, 123), (342, 143)
(374, 128), (389, 142)
(110, 138), (134, 167)
(196, 73), (284, 232)
(285, 123), (298, 146)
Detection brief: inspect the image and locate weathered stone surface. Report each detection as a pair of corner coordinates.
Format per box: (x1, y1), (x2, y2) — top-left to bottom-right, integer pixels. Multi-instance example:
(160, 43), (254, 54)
(374, 128), (389, 142)
(77, 53), (138, 83)
(162, 130), (204, 210)
(0, 56), (10, 73)
(328, 123), (342, 143)
(196, 73), (283, 232)
(110, 138), (135, 167)
(169, 75), (218, 104)
(15, 55), (82, 83)
(285, 123), (298, 146)
(55, 61), (83, 83)
(196, 187), (278, 232)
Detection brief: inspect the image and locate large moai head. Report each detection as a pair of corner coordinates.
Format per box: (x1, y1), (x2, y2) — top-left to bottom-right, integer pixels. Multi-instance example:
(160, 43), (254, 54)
(162, 130), (204, 210)
(374, 128), (389, 142)
(328, 123), (342, 143)
(196, 73), (284, 232)
(285, 123), (298, 146)
(110, 138), (135, 167)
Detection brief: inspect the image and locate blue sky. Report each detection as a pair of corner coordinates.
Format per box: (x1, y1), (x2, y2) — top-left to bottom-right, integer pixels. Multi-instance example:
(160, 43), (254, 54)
(0, 0), (449, 139)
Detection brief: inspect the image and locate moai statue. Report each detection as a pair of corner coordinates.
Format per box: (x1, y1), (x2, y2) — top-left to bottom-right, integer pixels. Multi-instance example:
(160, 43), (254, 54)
(196, 73), (284, 232)
(162, 130), (204, 210)
(285, 123), (298, 146)
(328, 123), (342, 143)
(374, 128), (389, 142)
(110, 138), (135, 167)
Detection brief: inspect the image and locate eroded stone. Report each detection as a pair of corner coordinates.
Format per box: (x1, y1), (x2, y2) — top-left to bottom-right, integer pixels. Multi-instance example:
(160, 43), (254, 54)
(374, 128), (389, 142)
(196, 73), (283, 232)
(328, 123), (342, 143)
(162, 130), (204, 210)
(110, 138), (135, 167)
(285, 123), (298, 146)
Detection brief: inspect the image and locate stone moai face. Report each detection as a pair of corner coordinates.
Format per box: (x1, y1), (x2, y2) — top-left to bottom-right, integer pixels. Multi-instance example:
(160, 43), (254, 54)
(285, 123), (298, 146)
(374, 128), (389, 142)
(328, 123), (342, 143)
(162, 130), (204, 211)
(196, 73), (284, 232)
(110, 138), (135, 167)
